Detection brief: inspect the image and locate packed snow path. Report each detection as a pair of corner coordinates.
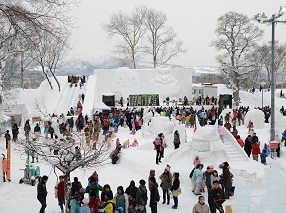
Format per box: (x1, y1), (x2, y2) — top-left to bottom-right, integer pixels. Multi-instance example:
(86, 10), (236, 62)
(222, 126), (249, 161)
(54, 81), (87, 116)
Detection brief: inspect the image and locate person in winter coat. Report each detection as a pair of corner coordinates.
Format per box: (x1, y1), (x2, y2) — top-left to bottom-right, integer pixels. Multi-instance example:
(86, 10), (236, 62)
(231, 126), (238, 138)
(85, 176), (102, 212)
(194, 164), (204, 195)
(34, 123), (41, 140)
(236, 135), (244, 147)
(101, 184), (113, 202)
(252, 141), (261, 161)
(2, 155), (8, 182)
(125, 180), (138, 209)
(148, 170), (155, 191)
(70, 191), (81, 213)
(37, 175), (48, 213)
(192, 196), (210, 213)
(170, 172), (180, 209)
(260, 149), (268, 165)
(262, 143), (271, 157)
(159, 166), (172, 205)
(208, 180), (224, 213)
(136, 179), (148, 210)
(244, 135), (252, 157)
(24, 119), (31, 139)
(210, 170), (221, 188)
(217, 125), (224, 142)
(4, 130), (11, 149)
(99, 194), (115, 213)
(173, 130), (180, 149)
(219, 162), (232, 199)
(204, 165), (214, 194)
(71, 177), (83, 197)
(114, 186), (129, 213)
(153, 136), (162, 164)
(12, 123), (19, 142)
(44, 125), (49, 139)
(193, 155), (201, 168)
(55, 176), (65, 213)
(149, 177), (160, 213)
(191, 164), (201, 192)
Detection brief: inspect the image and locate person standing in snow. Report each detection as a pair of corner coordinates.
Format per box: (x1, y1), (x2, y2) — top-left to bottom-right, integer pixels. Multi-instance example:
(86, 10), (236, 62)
(114, 186), (129, 213)
(244, 135), (252, 157)
(192, 196), (210, 213)
(71, 177), (83, 197)
(149, 177), (160, 213)
(173, 130), (180, 149)
(37, 175), (48, 213)
(34, 123), (41, 140)
(12, 123), (19, 142)
(171, 172), (181, 209)
(136, 179), (148, 211)
(55, 175), (65, 213)
(24, 119), (31, 139)
(81, 93), (85, 104)
(252, 141), (261, 161)
(4, 130), (11, 149)
(159, 166), (172, 205)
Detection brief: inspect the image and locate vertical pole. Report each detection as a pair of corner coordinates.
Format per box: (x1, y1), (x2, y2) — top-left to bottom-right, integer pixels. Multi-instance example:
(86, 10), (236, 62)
(270, 18), (276, 141)
(262, 88), (263, 109)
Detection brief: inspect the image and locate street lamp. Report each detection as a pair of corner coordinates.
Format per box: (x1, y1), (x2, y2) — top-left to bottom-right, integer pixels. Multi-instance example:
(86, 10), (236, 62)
(254, 7), (286, 141)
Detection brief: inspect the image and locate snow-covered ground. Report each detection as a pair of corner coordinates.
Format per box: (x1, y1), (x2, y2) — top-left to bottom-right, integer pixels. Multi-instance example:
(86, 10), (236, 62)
(1, 77), (286, 212)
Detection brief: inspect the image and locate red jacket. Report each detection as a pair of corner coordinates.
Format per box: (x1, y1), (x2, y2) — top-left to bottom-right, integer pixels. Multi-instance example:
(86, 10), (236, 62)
(236, 139), (244, 147)
(55, 181), (65, 199)
(252, 143), (261, 155)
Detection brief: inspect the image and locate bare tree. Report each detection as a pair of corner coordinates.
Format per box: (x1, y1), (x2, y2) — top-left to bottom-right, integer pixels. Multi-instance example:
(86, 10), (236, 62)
(144, 8), (186, 68)
(102, 6), (147, 69)
(19, 133), (109, 213)
(252, 42), (286, 85)
(211, 11), (263, 105)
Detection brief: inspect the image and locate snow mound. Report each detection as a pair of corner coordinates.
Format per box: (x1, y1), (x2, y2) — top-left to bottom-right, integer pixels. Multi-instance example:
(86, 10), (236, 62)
(244, 109), (265, 129)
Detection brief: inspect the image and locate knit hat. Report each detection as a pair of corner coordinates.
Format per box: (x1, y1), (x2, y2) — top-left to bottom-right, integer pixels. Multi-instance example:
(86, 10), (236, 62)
(130, 180), (135, 187)
(116, 207), (124, 213)
(165, 166), (170, 172)
(139, 179), (146, 186)
(209, 164), (214, 169)
(74, 191), (80, 198)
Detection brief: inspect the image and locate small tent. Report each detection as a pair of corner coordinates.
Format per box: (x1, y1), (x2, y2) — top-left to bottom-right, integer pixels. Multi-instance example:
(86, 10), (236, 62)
(93, 102), (111, 112)
(2, 104), (28, 127)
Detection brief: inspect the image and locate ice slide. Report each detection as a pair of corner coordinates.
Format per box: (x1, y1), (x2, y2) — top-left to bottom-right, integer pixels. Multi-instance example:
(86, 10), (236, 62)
(54, 81), (87, 116)
(222, 126), (249, 161)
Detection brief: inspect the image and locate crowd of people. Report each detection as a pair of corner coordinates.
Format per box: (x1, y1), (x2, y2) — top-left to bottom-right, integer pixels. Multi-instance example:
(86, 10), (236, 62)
(5, 95), (286, 213)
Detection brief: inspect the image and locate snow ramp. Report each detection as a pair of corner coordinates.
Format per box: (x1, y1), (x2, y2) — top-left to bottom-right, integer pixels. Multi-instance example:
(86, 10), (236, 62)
(222, 126), (249, 161)
(82, 75), (96, 117)
(54, 81), (86, 116)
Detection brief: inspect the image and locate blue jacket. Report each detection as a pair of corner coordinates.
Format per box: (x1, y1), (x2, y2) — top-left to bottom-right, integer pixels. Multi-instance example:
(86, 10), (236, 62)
(70, 199), (80, 213)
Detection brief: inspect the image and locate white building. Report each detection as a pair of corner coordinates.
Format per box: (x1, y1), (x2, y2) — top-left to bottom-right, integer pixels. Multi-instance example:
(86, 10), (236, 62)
(93, 68), (193, 106)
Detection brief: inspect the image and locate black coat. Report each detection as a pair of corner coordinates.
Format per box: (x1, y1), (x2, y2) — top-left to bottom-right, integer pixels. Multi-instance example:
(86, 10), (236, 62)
(71, 181), (82, 196)
(37, 181), (47, 197)
(125, 185), (138, 199)
(150, 183), (159, 202)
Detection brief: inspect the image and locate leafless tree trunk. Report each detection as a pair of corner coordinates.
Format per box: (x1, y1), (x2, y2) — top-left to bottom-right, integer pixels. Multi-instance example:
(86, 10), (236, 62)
(212, 11), (263, 105)
(102, 6), (147, 69)
(19, 133), (109, 213)
(144, 8), (186, 68)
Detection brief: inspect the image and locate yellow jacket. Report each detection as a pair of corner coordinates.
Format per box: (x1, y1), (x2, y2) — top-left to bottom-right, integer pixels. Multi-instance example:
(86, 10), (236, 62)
(104, 199), (115, 213)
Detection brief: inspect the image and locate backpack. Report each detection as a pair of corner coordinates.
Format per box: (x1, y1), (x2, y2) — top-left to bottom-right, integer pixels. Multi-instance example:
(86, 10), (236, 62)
(189, 168), (195, 178)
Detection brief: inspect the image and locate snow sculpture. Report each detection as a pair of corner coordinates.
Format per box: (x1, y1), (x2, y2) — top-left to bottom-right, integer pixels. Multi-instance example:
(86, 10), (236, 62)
(148, 69), (180, 98)
(244, 109), (265, 129)
(192, 115), (224, 152)
(142, 114), (174, 139)
(113, 68), (140, 92)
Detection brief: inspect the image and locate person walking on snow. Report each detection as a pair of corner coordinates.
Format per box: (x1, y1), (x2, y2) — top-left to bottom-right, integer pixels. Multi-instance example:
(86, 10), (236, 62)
(37, 175), (48, 213)
(55, 175), (65, 213)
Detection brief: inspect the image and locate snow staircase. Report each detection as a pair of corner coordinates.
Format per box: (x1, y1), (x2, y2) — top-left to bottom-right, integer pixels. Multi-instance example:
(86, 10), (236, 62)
(222, 126), (249, 161)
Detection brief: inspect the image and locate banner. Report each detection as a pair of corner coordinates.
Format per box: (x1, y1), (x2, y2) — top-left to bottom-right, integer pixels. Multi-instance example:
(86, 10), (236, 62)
(6, 140), (11, 181)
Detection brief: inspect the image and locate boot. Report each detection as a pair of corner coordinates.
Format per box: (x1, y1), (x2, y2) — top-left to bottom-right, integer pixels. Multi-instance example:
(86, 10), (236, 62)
(162, 200), (166, 204)
(167, 199), (170, 205)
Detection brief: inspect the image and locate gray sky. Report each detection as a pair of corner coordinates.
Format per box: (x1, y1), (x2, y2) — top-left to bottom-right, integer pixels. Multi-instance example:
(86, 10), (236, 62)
(69, 0), (286, 67)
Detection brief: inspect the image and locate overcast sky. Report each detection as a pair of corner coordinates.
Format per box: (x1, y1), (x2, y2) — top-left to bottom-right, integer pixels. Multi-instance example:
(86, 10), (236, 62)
(69, 0), (286, 67)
